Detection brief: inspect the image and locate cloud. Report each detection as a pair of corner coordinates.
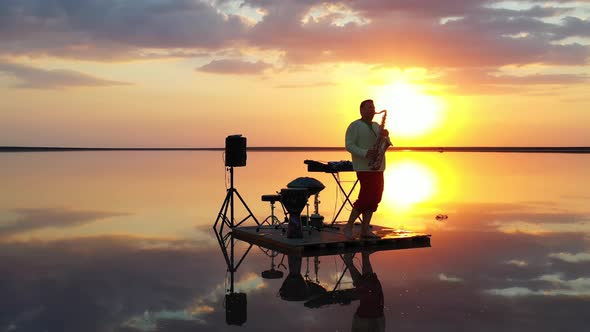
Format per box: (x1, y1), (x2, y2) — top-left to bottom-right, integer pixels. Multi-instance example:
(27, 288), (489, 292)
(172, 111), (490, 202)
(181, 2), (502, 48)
(0, 61), (131, 89)
(438, 273), (463, 282)
(242, 0), (590, 68)
(196, 59), (273, 74)
(549, 252), (590, 263)
(0, 0), (251, 60)
(493, 220), (590, 234)
(0, 207), (128, 236)
(484, 286), (541, 297)
(427, 67), (590, 95)
(347, 0), (487, 18)
(0, 0), (588, 73)
(485, 274), (590, 297)
(505, 259), (529, 267)
(553, 16), (590, 40)
(436, 68), (590, 84)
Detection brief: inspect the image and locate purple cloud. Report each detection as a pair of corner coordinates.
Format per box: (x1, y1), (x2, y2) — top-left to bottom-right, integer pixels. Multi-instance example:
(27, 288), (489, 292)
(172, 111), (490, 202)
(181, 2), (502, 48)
(0, 61), (131, 89)
(0, 0), (250, 59)
(0, 0), (588, 79)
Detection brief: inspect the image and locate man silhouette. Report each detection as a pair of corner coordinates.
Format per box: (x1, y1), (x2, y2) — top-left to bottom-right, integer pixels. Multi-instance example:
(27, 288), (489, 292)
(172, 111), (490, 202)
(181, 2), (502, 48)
(343, 99), (391, 239)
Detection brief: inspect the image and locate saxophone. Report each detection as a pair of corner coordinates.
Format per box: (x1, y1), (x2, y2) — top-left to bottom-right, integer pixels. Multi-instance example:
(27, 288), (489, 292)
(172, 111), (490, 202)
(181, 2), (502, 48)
(368, 110), (391, 170)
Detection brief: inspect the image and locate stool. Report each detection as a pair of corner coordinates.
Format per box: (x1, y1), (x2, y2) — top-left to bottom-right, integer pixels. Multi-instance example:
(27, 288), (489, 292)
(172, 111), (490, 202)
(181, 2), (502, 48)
(259, 194), (285, 228)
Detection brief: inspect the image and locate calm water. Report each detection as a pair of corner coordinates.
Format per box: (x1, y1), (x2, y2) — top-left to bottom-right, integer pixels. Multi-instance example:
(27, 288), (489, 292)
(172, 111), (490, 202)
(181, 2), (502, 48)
(1, 151), (589, 331)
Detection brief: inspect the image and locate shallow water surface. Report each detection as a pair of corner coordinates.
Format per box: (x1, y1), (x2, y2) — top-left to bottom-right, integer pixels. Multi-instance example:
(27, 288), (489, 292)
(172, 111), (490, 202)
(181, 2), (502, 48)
(1, 151), (589, 331)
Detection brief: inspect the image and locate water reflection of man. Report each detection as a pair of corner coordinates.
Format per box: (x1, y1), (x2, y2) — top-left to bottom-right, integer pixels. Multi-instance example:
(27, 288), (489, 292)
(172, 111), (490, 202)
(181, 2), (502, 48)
(343, 251), (385, 332)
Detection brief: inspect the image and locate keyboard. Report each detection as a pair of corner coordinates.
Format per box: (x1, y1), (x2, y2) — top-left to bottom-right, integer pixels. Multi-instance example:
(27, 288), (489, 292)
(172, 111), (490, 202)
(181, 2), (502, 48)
(304, 160), (354, 173)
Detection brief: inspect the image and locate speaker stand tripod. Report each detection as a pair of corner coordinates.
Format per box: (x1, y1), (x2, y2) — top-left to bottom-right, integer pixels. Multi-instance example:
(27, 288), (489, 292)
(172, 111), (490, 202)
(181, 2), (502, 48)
(214, 166), (259, 238)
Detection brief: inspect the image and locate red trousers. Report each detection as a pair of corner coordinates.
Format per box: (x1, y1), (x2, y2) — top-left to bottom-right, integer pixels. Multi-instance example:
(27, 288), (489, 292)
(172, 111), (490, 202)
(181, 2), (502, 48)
(353, 171), (384, 213)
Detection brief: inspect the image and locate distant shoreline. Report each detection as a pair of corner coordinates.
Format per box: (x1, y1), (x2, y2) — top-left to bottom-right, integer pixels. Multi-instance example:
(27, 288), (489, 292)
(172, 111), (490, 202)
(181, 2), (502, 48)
(1, 146), (590, 153)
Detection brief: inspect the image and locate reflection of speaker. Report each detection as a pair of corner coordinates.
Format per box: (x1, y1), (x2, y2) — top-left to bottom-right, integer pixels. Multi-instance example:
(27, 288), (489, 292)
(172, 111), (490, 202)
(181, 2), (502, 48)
(225, 292), (247, 326)
(225, 135), (247, 167)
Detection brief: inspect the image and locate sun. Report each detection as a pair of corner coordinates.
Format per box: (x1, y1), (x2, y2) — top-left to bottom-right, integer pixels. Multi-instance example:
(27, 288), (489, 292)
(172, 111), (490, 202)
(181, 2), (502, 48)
(373, 81), (444, 138)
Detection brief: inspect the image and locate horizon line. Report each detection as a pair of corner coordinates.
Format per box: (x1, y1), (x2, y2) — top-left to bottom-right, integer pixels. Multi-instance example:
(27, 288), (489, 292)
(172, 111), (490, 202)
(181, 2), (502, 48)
(1, 146), (590, 153)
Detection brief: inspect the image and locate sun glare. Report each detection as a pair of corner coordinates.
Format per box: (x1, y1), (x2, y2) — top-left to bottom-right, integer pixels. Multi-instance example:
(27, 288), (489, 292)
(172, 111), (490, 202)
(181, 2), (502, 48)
(373, 82), (444, 138)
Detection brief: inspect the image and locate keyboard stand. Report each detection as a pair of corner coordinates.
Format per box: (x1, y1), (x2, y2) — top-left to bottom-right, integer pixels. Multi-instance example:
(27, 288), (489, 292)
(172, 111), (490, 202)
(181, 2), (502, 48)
(304, 160), (362, 227)
(330, 172), (360, 226)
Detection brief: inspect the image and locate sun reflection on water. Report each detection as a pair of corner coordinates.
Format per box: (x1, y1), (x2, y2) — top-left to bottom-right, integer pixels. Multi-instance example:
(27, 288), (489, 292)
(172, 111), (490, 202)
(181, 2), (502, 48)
(384, 159), (438, 208)
(377, 154), (454, 230)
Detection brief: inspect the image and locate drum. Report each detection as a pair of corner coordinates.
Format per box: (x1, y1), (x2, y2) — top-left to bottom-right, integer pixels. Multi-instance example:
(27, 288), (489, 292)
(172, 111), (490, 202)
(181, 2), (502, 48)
(280, 188), (309, 239)
(280, 188), (309, 216)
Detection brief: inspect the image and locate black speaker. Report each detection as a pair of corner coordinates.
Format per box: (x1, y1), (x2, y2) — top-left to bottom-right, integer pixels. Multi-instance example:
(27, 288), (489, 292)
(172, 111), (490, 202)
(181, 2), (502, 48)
(225, 292), (247, 325)
(225, 135), (247, 167)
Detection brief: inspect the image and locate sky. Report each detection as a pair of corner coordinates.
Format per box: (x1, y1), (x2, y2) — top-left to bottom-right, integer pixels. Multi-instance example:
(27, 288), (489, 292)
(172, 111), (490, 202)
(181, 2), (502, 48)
(1, 0), (589, 147)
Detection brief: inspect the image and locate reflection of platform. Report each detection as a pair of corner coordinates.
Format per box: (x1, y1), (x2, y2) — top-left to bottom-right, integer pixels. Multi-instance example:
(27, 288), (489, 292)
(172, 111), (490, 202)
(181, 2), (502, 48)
(231, 223), (431, 256)
(304, 288), (358, 308)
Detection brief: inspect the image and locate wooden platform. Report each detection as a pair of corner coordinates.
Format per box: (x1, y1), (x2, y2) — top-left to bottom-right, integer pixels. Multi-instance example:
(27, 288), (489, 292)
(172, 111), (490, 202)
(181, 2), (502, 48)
(231, 223), (431, 256)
